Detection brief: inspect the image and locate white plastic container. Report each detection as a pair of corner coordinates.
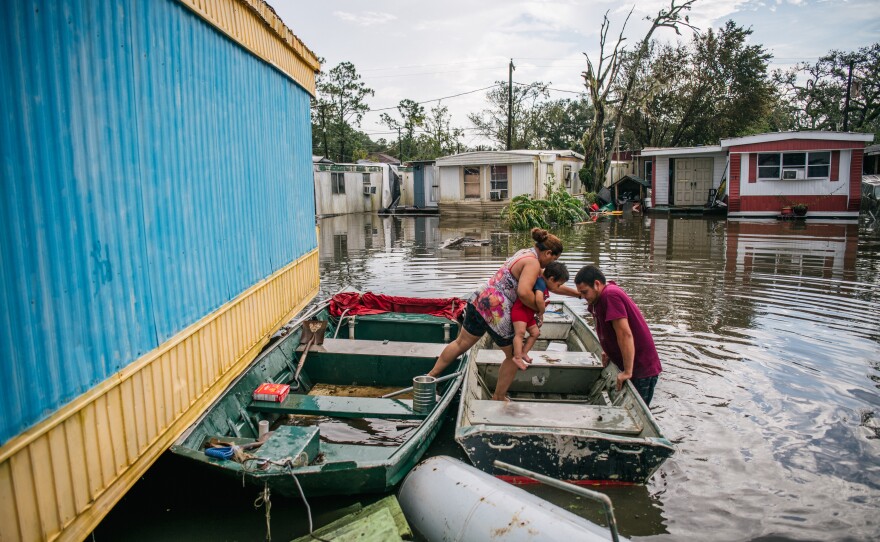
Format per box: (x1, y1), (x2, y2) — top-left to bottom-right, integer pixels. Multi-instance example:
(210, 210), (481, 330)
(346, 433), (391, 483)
(398, 456), (626, 542)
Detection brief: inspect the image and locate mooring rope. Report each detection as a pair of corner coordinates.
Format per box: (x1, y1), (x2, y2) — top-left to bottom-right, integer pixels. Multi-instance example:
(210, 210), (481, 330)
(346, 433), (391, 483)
(253, 482), (272, 541)
(286, 464), (330, 542)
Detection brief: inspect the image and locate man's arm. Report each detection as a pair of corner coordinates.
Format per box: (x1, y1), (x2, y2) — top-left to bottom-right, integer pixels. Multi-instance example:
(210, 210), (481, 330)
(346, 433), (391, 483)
(611, 317), (635, 391)
(547, 283), (580, 298)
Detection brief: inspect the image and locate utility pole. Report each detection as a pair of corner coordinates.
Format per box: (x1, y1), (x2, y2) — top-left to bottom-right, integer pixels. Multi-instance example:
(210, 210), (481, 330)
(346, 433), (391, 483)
(843, 59), (854, 132)
(319, 104), (329, 158)
(398, 127), (402, 162)
(507, 59), (515, 150)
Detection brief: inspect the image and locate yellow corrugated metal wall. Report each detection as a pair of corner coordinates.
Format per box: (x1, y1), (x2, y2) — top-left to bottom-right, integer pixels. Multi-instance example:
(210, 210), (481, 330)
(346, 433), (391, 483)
(0, 0), (321, 539)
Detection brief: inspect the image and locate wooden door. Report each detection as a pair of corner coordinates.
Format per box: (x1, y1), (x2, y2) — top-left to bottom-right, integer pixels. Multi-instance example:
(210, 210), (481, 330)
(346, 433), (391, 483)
(694, 158), (713, 205)
(674, 159), (693, 205)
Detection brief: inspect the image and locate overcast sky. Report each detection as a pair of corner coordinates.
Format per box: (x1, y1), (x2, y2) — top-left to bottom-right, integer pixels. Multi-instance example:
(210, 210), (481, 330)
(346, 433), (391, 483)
(269, 0), (880, 149)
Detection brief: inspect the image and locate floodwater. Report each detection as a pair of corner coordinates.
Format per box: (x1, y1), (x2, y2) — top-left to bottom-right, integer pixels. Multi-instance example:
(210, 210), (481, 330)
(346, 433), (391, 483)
(96, 213), (880, 541)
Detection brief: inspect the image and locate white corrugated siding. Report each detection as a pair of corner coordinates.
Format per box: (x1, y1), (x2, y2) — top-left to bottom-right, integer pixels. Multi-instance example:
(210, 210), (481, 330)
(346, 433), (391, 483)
(712, 156), (728, 188)
(314, 169), (382, 216)
(439, 166), (461, 201)
(425, 166), (438, 206)
(511, 163), (535, 197)
(655, 157), (670, 205)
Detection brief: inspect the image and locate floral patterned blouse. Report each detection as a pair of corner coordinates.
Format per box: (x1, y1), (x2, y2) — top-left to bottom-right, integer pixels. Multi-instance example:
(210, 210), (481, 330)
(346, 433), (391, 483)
(467, 247), (538, 339)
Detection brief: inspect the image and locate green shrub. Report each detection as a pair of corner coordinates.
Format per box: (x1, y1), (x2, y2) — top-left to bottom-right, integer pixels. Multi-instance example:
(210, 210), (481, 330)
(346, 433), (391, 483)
(501, 183), (587, 230)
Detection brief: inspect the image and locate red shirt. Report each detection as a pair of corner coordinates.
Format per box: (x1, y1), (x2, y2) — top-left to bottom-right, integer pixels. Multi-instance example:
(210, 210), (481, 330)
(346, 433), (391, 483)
(588, 282), (661, 378)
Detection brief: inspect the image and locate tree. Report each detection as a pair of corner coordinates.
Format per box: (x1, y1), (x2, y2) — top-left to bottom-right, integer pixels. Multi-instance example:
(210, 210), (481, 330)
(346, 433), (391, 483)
(469, 82), (550, 149)
(533, 97), (593, 151)
(380, 99), (426, 162)
(580, 0), (697, 191)
(418, 103), (465, 159)
(313, 61), (375, 162)
(774, 42), (880, 138)
(620, 21), (778, 149)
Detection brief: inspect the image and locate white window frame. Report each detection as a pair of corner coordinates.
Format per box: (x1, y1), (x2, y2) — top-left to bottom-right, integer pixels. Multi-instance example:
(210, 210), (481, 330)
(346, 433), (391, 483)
(463, 166), (481, 199)
(490, 165), (509, 200)
(757, 151), (831, 180)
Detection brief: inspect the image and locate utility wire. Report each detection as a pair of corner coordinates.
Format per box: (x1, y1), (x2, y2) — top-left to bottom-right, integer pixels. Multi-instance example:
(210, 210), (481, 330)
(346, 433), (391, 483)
(512, 81), (586, 95)
(365, 83), (503, 113)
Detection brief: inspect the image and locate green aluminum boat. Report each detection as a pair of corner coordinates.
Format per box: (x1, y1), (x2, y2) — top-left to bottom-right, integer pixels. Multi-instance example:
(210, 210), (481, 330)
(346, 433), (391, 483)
(455, 299), (674, 485)
(170, 291), (466, 496)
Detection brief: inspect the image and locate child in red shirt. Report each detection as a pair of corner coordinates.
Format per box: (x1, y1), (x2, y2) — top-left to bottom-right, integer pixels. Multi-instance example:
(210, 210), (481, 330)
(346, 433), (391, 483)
(511, 261), (570, 368)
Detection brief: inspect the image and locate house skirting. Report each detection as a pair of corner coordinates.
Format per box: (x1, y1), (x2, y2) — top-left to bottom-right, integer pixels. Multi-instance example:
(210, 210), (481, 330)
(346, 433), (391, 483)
(439, 200), (507, 218)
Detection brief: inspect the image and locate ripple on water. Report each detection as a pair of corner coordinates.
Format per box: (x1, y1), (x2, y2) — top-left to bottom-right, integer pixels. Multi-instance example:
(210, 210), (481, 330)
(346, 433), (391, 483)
(314, 215), (880, 541)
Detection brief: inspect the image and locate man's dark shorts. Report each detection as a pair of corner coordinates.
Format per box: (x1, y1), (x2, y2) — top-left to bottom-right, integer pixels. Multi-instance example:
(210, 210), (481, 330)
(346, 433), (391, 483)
(460, 302), (514, 348)
(631, 375), (659, 406)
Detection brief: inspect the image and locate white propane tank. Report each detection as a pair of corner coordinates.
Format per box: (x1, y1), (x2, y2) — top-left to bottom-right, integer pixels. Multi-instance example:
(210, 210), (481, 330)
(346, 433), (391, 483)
(398, 456), (626, 542)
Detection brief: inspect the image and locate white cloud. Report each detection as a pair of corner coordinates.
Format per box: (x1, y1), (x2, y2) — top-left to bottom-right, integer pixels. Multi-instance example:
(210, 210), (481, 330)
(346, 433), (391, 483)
(275, 1), (877, 147)
(332, 11), (397, 26)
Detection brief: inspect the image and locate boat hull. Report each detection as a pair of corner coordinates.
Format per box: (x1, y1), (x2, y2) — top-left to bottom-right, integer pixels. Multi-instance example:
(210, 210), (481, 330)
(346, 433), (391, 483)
(455, 300), (674, 485)
(170, 293), (467, 497)
(458, 428), (673, 485)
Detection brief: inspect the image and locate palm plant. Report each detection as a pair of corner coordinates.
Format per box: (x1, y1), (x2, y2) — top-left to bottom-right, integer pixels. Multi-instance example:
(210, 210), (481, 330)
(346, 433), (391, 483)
(501, 182), (587, 230)
(501, 194), (549, 230)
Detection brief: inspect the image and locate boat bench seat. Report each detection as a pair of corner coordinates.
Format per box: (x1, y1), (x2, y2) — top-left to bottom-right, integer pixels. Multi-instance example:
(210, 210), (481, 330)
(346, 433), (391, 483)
(249, 394), (427, 420)
(475, 349), (602, 368)
(466, 399), (642, 435)
(299, 338), (445, 359)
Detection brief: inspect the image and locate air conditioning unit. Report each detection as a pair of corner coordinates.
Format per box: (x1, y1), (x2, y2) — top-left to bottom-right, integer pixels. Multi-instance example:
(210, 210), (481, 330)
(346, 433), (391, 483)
(363, 186), (376, 195)
(489, 189), (507, 201)
(782, 168), (805, 180)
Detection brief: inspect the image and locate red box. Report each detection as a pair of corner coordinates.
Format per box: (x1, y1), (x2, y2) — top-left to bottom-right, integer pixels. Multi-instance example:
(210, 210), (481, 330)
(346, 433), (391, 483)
(253, 383), (290, 402)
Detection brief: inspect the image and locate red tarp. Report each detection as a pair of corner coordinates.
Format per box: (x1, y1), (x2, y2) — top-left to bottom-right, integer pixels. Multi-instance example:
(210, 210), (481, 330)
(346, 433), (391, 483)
(329, 292), (466, 321)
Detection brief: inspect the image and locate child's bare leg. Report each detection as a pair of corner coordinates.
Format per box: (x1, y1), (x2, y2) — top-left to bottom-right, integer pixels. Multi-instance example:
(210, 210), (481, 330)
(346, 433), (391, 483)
(522, 325), (540, 362)
(512, 321), (528, 370)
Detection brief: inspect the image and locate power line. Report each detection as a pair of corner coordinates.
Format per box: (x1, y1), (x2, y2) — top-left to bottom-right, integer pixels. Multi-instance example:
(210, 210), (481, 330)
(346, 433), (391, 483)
(512, 81), (585, 95)
(365, 83), (503, 113)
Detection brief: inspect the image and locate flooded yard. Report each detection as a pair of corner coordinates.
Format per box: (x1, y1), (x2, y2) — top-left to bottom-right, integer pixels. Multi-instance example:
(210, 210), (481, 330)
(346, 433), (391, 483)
(97, 213), (880, 541)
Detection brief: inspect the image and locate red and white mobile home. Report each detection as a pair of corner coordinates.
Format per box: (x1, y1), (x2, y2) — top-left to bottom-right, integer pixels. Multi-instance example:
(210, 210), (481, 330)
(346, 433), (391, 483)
(642, 131), (874, 218)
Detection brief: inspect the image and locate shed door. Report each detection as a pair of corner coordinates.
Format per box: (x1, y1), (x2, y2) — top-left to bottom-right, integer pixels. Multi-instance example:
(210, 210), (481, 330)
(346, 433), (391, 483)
(674, 158), (713, 206)
(464, 167), (480, 199)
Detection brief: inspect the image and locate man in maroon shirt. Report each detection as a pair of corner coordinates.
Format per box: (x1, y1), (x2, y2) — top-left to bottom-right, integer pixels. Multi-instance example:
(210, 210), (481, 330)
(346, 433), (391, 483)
(575, 265), (662, 405)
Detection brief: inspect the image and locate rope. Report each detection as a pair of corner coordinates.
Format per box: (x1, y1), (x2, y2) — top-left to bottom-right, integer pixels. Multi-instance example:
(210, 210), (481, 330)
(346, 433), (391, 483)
(253, 482), (272, 541)
(286, 465), (330, 542)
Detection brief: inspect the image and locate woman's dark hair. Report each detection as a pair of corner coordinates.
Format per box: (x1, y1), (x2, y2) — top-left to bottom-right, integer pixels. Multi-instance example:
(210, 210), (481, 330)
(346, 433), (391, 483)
(530, 227), (564, 256)
(574, 265), (606, 286)
(543, 261), (569, 283)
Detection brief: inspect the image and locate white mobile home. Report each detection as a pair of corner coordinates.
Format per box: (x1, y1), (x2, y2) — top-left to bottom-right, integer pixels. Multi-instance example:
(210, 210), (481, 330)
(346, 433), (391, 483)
(435, 150), (585, 217)
(314, 163), (385, 217)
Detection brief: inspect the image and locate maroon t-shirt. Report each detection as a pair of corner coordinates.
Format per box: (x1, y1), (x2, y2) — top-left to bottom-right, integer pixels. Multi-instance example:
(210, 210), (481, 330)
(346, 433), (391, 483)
(588, 281), (661, 378)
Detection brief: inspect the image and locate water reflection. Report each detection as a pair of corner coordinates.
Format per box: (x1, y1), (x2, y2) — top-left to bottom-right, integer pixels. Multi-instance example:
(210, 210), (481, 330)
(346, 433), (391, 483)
(317, 213), (880, 541)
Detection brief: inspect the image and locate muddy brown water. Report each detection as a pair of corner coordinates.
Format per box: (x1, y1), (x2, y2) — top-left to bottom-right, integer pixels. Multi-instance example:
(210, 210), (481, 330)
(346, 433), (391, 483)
(96, 214), (880, 541)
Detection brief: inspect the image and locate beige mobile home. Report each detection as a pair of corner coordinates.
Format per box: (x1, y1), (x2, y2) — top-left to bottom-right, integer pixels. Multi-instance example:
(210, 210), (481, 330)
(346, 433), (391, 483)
(435, 150), (585, 217)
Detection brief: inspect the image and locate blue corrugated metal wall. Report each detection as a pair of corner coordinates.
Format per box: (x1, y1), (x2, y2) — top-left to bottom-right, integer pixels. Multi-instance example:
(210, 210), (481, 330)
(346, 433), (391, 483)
(0, 0), (316, 445)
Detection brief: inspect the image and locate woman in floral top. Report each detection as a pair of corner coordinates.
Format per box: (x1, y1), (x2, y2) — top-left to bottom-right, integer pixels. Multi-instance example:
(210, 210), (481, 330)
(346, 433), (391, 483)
(428, 228), (580, 400)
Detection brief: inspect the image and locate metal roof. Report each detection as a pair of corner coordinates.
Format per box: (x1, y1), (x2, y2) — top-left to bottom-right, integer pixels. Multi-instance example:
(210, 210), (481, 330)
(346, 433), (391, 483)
(436, 149), (584, 166)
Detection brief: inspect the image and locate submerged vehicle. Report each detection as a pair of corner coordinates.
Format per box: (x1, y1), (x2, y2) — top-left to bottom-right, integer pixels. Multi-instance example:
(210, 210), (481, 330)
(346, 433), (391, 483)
(455, 300), (674, 485)
(171, 291), (466, 496)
